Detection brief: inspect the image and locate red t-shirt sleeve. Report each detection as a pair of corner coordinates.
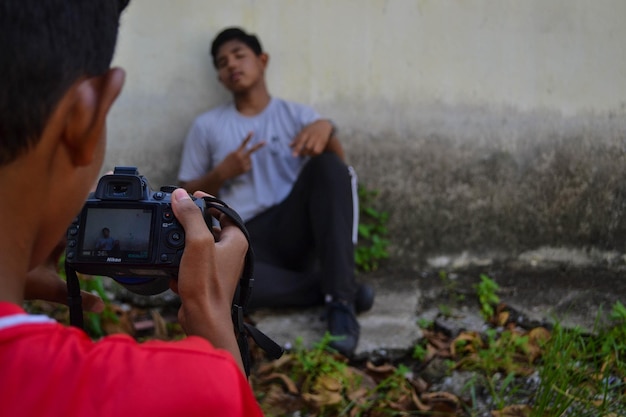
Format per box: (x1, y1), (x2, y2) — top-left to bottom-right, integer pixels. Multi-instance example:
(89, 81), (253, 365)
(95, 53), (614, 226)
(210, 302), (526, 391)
(0, 312), (264, 417)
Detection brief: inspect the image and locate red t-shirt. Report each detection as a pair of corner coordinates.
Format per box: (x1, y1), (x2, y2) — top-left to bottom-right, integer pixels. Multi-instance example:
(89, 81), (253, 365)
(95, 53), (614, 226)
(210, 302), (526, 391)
(0, 303), (264, 417)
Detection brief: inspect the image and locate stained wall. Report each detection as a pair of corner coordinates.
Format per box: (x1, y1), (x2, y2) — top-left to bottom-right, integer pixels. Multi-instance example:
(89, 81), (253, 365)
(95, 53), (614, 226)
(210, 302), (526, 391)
(106, 1), (626, 267)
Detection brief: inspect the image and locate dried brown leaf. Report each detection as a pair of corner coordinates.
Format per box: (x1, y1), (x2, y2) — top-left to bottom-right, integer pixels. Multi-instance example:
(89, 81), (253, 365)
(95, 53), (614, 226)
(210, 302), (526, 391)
(387, 393), (415, 411)
(365, 361), (396, 374)
(102, 304), (134, 336)
(425, 342), (439, 361)
(259, 383), (305, 416)
(347, 387), (369, 402)
(259, 372), (299, 394)
(452, 331), (482, 357)
(491, 404), (532, 417)
(150, 309), (168, 340)
(426, 332), (451, 351)
(315, 375), (342, 392)
(420, 391), (461, 415)
(528, 327), (551, 344)
(497, 311), (510, 327)
(256, 353), (294, 374)
(409, 376), (429, 393)
(346, 366), (378, 390)
(411, 388), (431, 411)
(302, 391), (343, 407)
(421, 391), (460, 406)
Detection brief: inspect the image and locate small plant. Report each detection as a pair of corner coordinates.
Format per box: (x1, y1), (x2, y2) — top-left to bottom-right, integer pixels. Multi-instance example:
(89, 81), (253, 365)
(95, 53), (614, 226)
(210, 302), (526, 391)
(610, 300), (626, 323)
(474, 273), (500, 321)
(292, 333), (349, 389)
(373, 363), (412, 392)
(531, 305), (626, 416)
(355, 184), (389, 272)
(367, 364), (417, 414)
(454, 328), (536, 377)
(439, 269), (466, 303)
(462, 372), (519, 412)
(438, 303), (453, 318)
(417, 317), (433, 329)
(412, 340), (428, 362)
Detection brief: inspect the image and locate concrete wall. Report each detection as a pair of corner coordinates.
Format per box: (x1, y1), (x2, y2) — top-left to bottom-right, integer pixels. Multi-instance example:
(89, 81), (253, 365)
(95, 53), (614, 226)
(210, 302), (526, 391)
(106, 0), (626, 268)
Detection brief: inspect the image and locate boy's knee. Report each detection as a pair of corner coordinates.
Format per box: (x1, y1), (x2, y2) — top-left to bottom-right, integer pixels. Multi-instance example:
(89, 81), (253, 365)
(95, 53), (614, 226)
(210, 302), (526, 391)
(293, 152), (353, 195)
(307, 152), (347, 178)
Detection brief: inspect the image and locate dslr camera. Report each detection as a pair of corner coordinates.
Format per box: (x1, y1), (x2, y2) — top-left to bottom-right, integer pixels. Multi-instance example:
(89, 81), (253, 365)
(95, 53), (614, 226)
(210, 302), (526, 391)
(65, 166), (205, 296)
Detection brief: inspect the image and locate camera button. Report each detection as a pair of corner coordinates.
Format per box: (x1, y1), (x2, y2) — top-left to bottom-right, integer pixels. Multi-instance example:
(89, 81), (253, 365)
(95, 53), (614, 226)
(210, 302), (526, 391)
(167, 230), (184, 247)
(160, 254), (170, 263)
(67, 239), (77, 248)
(162, 209), (174, 222)
(154, 192), (165, 200)
(68, 227), (79, 236)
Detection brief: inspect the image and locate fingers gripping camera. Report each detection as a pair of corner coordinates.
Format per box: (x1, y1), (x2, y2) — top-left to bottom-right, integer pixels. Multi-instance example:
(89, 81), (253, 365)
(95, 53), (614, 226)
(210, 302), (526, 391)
(65, 166), (208, 296)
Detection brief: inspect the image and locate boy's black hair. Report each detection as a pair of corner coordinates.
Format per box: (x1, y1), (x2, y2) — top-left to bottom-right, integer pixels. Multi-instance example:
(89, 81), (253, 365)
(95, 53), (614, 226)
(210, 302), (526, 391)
(210, 27), (263, 67)
(0, 0), (130, 166)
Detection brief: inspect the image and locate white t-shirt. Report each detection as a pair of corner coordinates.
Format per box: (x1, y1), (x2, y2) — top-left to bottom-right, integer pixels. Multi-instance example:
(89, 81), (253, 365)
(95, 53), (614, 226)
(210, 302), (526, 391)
(178, 97), (321, 221)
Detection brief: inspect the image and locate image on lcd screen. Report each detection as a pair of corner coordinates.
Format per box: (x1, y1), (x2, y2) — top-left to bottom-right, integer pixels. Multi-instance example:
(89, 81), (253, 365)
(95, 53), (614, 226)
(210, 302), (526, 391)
(81, 207), (152, 260)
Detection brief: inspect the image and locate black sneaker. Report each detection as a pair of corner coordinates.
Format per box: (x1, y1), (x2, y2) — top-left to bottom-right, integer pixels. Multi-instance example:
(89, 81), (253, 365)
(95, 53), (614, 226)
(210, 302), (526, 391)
(326, 300), (360, 357)
(355, 283), (375, 314)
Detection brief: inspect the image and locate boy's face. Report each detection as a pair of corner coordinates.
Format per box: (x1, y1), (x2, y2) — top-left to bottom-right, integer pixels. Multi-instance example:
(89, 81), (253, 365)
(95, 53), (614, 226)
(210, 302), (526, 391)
(215, 40), (267, 94)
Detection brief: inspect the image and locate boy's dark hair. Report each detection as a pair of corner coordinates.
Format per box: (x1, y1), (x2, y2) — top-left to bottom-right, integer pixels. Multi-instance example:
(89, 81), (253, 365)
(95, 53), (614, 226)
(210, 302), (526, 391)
(210, 27), (263, 67)
(0, 0), (130, 166)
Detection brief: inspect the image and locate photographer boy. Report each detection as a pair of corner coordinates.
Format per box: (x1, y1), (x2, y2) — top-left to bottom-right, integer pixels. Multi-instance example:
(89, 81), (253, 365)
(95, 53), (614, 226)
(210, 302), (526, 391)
(0, 1), (263, 416)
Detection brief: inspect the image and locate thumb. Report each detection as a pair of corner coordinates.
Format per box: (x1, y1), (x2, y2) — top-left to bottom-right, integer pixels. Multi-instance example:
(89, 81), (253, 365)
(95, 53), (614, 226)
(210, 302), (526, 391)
(170, 188), (213, 243)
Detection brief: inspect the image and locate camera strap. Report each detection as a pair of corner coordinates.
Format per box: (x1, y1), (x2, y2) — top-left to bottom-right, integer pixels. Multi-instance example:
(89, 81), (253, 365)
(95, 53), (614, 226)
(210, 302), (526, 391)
(65, 196), (284, 377)
(202, 196), (285, 375)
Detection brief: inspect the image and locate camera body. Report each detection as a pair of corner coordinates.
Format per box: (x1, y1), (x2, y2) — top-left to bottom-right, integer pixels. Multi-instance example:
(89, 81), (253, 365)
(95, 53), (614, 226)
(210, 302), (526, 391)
(65, 167), (205, 295)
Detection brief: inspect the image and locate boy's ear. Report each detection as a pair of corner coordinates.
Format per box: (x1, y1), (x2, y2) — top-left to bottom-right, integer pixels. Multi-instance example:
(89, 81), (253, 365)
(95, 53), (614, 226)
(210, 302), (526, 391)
(62, 68), (125, 166)
(260, 52), (269, 69)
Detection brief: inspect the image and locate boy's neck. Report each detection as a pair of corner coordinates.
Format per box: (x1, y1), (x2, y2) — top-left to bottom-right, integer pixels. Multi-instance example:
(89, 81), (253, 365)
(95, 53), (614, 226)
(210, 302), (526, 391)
(233, 85), (271, 116)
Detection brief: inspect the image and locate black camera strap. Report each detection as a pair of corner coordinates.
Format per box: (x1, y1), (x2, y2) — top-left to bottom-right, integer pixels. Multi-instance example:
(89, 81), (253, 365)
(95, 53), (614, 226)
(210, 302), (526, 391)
(66, 264), (84, 329)
(201, 196), (284, 374)
(66, 195), (283, 377)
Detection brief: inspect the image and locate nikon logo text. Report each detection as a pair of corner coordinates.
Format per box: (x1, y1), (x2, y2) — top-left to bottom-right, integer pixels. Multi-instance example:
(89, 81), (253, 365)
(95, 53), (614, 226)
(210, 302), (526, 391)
(106, 257), (122, 263)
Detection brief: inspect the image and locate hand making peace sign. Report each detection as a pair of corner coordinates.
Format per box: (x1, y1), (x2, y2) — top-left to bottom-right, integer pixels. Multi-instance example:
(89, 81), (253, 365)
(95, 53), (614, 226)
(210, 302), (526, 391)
(216, 132), (266, 180)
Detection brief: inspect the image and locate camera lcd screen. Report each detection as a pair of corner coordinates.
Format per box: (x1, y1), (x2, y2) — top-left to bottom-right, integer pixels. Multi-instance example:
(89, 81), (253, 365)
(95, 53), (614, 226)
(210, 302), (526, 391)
(79, 206), (153, 261)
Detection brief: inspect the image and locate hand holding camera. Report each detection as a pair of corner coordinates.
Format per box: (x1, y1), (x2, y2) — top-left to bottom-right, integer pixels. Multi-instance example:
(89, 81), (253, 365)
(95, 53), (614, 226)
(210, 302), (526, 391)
(168, 188), (247, 365)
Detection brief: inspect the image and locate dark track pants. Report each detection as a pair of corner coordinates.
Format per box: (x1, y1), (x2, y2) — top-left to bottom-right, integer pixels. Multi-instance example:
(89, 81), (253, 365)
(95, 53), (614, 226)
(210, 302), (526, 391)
(245, 152), (359, 310)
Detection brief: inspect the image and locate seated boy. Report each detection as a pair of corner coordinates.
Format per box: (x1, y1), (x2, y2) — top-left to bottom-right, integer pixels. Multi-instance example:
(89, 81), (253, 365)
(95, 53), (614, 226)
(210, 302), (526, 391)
(178, 27), (375, 357)
(0, 1), (263, 416)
